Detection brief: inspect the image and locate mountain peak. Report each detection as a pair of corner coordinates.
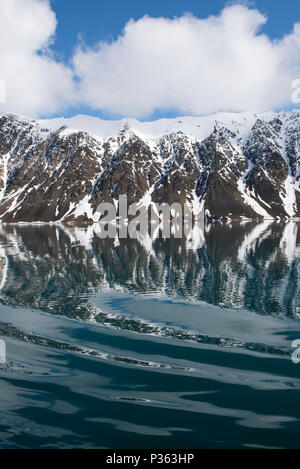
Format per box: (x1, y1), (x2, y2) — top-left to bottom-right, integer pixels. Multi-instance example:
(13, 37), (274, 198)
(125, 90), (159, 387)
(0, 110), (299, 223)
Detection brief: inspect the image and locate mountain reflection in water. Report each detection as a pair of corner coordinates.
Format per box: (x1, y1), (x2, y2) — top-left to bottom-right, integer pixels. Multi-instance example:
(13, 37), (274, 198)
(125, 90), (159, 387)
(0, 221), (299, 449)
(0, 221), (299, 317)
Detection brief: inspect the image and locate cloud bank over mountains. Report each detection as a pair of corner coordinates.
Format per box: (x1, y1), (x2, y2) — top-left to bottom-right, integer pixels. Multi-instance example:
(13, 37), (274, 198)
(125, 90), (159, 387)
(0, 0), (299, 118)
(0, 0), (75, 116)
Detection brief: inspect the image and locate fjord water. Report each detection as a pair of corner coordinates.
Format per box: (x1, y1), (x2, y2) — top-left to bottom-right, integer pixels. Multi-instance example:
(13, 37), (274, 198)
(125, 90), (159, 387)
(0, 221), (300, 448)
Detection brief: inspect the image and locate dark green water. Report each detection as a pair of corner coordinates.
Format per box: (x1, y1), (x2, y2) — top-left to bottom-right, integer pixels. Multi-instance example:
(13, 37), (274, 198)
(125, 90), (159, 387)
(0, 221), (300, 448)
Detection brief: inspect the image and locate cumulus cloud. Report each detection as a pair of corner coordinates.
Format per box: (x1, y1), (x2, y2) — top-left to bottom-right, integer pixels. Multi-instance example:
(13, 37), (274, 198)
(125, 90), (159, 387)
(0, 1), (299, 118)
(0, 0), (75, 116)
(73, 4), (300, 118)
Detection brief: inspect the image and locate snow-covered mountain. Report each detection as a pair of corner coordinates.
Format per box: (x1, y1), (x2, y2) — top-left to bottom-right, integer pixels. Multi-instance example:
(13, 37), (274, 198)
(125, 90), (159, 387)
(0, 110), (299, 222)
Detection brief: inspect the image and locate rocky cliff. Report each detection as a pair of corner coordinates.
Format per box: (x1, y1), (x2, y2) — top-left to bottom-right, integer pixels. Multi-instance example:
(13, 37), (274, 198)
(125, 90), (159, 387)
(0, 111), (299, 222)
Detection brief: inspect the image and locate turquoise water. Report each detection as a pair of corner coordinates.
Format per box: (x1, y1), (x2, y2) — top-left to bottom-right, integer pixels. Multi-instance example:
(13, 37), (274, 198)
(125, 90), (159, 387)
(0, 221), (300, 448)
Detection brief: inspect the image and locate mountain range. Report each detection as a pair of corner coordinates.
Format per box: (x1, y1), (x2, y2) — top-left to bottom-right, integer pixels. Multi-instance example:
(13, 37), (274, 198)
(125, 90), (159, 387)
(0, 110), (299, 222)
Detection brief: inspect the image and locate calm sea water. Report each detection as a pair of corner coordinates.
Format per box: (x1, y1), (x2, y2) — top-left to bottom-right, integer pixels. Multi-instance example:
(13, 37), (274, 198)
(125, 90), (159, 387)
(0, 221), (300, 449)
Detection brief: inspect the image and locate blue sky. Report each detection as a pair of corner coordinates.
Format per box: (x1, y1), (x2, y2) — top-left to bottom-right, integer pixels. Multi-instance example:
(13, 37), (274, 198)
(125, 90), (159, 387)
(1, 0), (299, 120)
(51, 0), (300, 119)
(51, 0), (300, 59)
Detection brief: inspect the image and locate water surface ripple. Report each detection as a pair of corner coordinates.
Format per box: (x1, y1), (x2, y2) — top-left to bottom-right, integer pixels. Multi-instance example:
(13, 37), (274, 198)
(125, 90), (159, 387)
(0, 221), (299, 448)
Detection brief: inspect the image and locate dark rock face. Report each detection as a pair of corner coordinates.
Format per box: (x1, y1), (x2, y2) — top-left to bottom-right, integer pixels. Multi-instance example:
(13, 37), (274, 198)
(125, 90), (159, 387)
(0, 111), (299, 222)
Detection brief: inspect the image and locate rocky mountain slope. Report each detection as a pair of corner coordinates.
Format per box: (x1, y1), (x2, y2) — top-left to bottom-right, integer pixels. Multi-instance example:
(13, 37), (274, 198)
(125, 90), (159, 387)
(0, 110), (299, 222)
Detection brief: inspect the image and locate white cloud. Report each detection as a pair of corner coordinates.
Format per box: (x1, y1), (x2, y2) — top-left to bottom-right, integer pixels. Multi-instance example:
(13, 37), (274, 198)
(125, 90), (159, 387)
(0, 2), (299, 118)
(0, 0), (75, 117)
(73, 4), (300, 118)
